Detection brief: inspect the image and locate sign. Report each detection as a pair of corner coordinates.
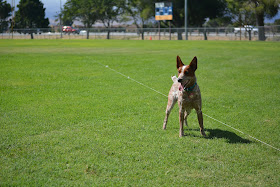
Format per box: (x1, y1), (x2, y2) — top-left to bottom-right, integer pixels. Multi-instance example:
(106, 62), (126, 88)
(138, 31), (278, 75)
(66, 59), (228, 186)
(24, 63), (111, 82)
(155, 2), (173, 21)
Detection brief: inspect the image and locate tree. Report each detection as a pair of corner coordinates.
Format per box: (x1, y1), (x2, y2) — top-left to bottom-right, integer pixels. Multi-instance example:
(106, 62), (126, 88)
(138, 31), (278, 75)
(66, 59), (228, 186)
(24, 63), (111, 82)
(62, 0), (125, 39)
(98, 0), (126, 39)
(253, 0), (279, 40)
(14, 0), (49, 39)
(59, 7), (75, 26)
(0, 0), (12, 32)
(125, 0), (154, 40)
(226, 0), (280, 40)
(225, 0), (255, 26)
(188, 0), (227, 27)
(62, 0), (99, 39)
(164, 0), (226, 27)
(158, 0), (227, 39)
(206, 17), (232, 27)
(274, 18), (280, 25)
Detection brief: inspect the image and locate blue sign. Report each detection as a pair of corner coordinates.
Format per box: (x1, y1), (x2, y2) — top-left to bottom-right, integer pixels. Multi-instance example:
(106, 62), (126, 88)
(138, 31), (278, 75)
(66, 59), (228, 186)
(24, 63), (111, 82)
(155, 2), (173, 20)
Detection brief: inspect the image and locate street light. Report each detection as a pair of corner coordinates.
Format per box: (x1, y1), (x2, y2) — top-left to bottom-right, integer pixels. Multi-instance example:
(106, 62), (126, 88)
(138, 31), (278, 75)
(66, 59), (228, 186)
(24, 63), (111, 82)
(185, 0), (188, 40)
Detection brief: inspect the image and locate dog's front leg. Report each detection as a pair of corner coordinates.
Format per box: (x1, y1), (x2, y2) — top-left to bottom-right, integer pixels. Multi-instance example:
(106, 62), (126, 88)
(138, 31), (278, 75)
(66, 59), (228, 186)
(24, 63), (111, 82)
(196, 110), (206, 136)
(184, 110), (191, 127)
(179, 107), (185, 137)
(163, 96), (177, 130)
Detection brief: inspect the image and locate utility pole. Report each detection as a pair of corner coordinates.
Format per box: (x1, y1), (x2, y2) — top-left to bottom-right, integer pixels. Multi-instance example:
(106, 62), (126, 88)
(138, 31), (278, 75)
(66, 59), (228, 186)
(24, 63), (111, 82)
(60, 0), (62, 38)
(185, 0), (188, 40)
(11, 0), (15, 39)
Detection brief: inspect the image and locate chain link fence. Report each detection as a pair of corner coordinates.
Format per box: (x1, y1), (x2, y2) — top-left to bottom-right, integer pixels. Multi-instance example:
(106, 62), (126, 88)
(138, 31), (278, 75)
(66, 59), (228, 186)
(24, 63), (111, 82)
(1, 26), (280, 41)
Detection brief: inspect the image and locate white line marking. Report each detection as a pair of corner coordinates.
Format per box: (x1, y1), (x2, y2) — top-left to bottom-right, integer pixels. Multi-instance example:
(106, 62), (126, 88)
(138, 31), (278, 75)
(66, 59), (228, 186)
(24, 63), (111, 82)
(97, 62), (280, 152)
(102, 63), (168, 97)
(204, 114), (280, 152)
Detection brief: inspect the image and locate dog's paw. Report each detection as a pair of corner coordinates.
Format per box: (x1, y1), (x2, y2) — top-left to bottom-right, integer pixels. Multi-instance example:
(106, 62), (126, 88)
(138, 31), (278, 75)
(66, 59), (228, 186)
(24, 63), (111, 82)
(200, 129), (206, 137)
(179, 131), (184, 137)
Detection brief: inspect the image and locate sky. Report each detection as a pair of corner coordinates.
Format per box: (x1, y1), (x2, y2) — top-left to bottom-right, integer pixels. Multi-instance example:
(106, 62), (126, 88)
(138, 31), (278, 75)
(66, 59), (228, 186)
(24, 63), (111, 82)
(12, 0), (280, 26)
(42, 0), (67, 24)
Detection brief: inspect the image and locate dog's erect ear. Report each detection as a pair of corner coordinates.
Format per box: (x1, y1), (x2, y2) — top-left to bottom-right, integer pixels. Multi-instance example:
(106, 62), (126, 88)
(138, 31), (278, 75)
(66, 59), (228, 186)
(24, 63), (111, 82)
(177, 56), (184, 69)
(189, 56), (197, 71)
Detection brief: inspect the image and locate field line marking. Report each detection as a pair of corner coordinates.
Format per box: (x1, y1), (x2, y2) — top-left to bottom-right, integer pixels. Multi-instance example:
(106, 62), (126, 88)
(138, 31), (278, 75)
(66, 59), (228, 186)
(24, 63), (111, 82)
(97, 62), (280, 152)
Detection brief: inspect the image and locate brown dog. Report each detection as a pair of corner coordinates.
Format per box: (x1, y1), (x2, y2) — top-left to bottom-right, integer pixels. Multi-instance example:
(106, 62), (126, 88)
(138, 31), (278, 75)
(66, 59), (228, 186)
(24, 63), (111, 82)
(163, 56), (206, 137)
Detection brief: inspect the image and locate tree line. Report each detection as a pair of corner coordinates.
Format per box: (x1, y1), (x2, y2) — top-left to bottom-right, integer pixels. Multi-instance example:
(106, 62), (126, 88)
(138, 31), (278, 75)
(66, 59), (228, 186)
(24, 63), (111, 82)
(1, 0), (279, 40)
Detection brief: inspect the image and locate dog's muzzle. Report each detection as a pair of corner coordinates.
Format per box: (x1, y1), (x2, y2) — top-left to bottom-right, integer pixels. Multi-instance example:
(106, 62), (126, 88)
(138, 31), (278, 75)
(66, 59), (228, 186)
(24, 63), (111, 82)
(178, 78), (191, 91)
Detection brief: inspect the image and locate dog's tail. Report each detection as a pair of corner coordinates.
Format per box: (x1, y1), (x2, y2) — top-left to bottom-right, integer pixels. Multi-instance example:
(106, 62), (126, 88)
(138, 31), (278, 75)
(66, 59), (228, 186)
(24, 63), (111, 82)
(171, 75), (178, 83)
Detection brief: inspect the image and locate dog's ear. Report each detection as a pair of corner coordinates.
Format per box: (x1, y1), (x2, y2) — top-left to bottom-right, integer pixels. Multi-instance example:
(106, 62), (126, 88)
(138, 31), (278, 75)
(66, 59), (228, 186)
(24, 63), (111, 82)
(177, 56), (184, 69)
(189, 56), (197, 71)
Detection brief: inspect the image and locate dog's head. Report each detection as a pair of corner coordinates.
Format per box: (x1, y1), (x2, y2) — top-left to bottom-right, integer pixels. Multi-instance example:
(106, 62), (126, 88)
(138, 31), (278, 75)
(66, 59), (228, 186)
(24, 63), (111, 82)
(176, 56), (197, 91)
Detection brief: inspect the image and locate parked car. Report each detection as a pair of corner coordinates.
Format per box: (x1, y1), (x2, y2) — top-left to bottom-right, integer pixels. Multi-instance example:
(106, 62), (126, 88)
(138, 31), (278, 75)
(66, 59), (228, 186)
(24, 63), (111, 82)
(62, 26), (80, 34)
(234, 25), (258, 35)
(80, 30), (87, 35)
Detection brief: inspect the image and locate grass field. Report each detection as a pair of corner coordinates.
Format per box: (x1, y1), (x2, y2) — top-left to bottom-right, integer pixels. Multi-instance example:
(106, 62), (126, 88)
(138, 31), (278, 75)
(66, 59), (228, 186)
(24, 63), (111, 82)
(0, 40), (279, 186)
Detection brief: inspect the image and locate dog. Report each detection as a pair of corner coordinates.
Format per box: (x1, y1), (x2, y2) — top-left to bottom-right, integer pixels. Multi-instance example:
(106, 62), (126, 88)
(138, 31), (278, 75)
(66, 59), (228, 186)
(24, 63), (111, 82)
(163, 56), (206, 137)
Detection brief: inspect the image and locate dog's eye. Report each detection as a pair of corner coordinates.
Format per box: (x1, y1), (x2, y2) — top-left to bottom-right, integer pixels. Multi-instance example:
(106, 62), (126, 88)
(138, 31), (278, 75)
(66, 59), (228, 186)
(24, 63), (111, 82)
(184, 71), (188, 75)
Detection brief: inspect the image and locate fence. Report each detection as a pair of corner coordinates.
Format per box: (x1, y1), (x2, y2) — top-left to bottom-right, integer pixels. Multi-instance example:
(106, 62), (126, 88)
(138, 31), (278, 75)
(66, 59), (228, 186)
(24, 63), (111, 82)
(1, 26), (280, 41)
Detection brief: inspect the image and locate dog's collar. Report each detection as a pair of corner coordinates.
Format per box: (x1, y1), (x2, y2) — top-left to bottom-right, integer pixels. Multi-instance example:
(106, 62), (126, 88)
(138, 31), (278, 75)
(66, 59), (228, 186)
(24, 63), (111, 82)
(184, 82), (197, 92)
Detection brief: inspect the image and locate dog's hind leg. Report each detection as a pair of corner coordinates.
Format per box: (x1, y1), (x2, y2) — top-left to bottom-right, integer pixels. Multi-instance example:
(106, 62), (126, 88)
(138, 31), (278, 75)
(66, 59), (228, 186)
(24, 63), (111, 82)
(163, 96), (177, 130)
(196, 109), (206, 136)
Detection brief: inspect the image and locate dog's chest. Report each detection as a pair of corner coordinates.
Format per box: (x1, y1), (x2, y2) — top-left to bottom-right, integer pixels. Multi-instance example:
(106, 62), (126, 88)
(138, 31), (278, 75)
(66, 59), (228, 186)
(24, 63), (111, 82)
(178, 87), (201, 107)
(181, 91), (199, 102)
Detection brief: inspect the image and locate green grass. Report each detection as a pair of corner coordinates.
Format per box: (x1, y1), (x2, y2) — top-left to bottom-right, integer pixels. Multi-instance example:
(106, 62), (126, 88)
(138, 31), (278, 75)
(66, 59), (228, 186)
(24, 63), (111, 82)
(0, 40), (279, 186)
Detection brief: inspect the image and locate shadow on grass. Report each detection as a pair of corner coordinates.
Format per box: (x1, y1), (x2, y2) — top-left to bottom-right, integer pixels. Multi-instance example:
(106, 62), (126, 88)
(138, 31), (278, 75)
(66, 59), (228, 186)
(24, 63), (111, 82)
(206, 128), (251, 144)
(185, 128), (251, 144)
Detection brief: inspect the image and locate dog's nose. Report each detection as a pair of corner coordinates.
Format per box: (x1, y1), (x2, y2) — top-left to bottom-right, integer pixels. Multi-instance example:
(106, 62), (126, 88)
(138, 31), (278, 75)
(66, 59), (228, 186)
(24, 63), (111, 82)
(178, 78), (183, 83)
